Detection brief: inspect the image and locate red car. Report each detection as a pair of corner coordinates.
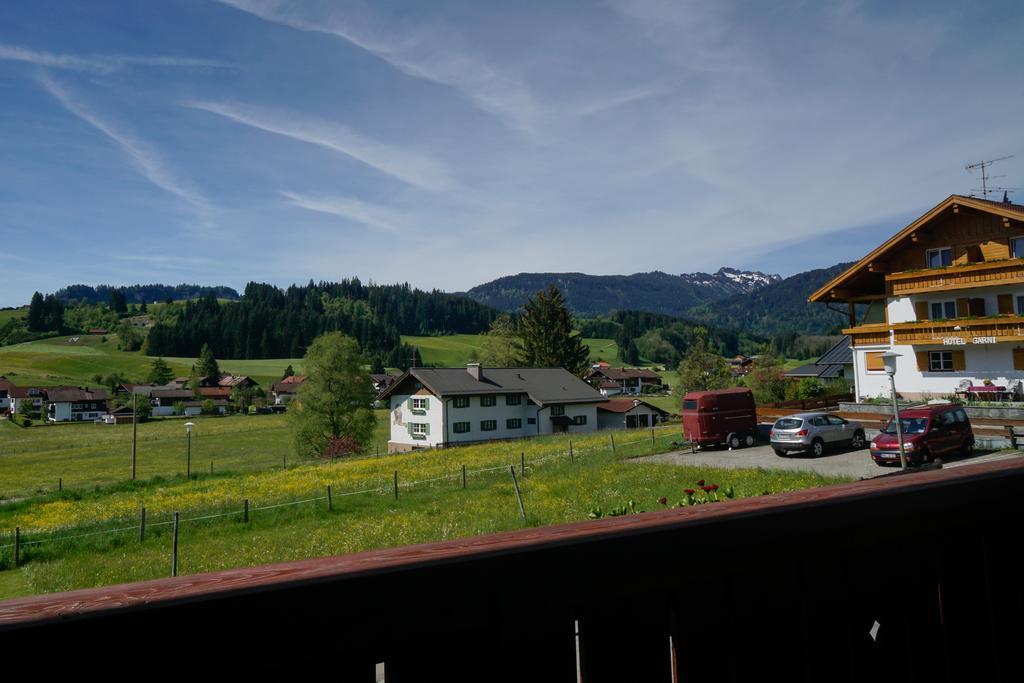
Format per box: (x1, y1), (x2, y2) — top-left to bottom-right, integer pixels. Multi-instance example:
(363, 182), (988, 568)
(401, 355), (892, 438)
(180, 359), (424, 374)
(869, 404), (974, 466)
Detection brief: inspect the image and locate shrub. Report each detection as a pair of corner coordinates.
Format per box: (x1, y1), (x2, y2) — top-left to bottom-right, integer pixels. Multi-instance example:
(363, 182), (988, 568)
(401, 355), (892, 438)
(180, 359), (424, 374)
(12, 414), (32, 428)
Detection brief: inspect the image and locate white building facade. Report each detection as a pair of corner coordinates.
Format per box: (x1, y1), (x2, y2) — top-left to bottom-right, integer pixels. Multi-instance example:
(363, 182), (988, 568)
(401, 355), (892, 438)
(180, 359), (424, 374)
(382, 365), (603, 452)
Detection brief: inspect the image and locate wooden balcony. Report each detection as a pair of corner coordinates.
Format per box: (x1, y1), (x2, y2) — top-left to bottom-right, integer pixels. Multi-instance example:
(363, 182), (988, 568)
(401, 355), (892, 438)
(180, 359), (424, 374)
(887, 259), (1024, 296)
(3, 459), (1024, 680)
(845, 315), (1024, 346)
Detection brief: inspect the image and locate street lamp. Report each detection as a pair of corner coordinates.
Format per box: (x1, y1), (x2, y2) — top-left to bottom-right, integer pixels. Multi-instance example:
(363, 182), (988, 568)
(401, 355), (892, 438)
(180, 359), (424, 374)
(185, 422), (195, 478)
(627, 399), (641, 429)
(880, 352), (908, 470)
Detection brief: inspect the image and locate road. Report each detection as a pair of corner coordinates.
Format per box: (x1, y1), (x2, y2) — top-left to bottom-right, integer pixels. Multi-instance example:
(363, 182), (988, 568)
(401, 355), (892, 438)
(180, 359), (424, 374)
(635, 442), (1022, 479)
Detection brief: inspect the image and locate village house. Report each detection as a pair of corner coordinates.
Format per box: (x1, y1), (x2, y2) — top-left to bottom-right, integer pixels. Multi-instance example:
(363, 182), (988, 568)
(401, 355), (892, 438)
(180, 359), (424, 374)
(8, 386), (48, 416)
(370, 373), (399, 394)
(782, 336), (854, 387)
(584, 366), (664, 396)
(379, 364), (604, 452)
(0, 376), (12, 413)
(810, 195), (1024, 401)
(46, 387), (110, 422)
(728, 355), (755, 377)
(150, 388), (196, 416)
(595, 398), (670, 430)
(271, 375), (306, 405)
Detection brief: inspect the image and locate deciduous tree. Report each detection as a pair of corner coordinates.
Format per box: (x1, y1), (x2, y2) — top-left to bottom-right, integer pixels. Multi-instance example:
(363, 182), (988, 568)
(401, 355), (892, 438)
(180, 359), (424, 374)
(676, 331), (733, 395)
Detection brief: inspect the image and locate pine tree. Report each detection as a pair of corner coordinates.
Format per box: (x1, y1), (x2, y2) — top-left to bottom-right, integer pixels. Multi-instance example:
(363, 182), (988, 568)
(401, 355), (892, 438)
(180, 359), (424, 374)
(27, 292), (45, 331)
(514, 285), (590, 376)
(147, 357), (174, 385)
(283, 364), (295, 379)
(198, 343), (220, 384)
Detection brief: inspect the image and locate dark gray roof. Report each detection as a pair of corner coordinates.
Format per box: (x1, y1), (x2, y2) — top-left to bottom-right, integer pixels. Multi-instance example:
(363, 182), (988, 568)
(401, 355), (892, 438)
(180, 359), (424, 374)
(816, 336), (853, 366)
(381, 367), (603, 406)
(45, 388), (110, 403)
(783, 363), (845, 380)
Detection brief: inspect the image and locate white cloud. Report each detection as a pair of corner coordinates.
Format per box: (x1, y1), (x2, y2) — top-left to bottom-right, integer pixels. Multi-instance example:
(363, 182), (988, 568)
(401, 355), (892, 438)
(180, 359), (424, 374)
(0, 43), (230, 74)
(282, 192), (406, 232)
(188, 100), (455, 192)
(39, 73), (210, 211)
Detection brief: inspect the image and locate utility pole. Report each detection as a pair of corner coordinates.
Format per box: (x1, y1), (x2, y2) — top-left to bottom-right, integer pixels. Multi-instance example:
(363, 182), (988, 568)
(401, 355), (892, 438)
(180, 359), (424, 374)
(131, 391), (138, 481)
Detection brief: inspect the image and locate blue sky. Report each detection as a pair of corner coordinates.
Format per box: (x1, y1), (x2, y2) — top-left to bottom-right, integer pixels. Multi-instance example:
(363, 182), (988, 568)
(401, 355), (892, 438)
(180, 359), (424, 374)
(1, 0), (1022, 307)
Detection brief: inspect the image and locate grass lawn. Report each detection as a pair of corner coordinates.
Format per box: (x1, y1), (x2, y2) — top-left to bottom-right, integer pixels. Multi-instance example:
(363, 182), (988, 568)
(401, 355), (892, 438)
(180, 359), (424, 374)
(0, 411), (391, 500)
(0, 424), (847, 597)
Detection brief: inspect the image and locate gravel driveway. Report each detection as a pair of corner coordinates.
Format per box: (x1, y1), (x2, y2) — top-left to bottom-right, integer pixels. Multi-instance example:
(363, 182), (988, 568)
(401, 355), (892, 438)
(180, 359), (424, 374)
(634, 442), (1021, 480)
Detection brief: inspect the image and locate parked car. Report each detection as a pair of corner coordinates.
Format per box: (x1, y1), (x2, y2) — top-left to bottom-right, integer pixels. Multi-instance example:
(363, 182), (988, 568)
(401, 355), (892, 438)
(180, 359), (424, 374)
(682, 387), (758, 449)
(870, 404), (974, 466)
(770, 412), (866, 457)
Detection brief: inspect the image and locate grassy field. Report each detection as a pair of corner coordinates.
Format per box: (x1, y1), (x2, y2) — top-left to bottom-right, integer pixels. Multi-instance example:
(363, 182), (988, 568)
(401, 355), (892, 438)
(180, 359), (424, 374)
(0, 411), (392, 500)
(0, 424), (847, 598)
(402, 334), (623, 367)
(0, 308), (25, 325)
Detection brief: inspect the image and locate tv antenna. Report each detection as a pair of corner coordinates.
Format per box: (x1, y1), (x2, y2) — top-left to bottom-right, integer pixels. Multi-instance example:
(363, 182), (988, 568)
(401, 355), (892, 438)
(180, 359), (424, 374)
(965, 155), (1015, 199)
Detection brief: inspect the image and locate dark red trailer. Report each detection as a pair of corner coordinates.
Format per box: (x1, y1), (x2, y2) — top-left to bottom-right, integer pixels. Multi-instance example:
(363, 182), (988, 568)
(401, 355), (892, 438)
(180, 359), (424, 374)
(681, 387), (757, 449)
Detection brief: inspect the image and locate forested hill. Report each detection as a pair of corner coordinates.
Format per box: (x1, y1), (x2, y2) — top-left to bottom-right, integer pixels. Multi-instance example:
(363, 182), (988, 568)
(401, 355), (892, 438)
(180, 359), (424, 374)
(144, 280), (498, 366)
(684, 263), (854, 337)
(464, 268), (780, 317)
(55, 284), (239, 305)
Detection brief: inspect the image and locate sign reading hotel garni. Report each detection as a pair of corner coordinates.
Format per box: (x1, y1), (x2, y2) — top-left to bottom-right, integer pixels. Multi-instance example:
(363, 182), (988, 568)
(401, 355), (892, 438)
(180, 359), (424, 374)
(942, 336), (997, 345)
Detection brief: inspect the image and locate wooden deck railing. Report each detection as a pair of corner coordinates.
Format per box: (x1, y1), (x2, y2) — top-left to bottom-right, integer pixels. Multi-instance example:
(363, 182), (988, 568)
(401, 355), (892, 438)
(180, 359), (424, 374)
(2, 459), (1023, 681)
(887, 259), (1024, 296)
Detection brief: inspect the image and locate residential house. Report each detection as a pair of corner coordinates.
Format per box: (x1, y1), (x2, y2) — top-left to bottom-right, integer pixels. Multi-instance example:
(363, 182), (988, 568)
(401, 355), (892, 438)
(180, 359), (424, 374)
(217, 374), (258, 390)
(728, 355), (755, 377)
(151, 389), (196, 416)
(180, 399), (229, 416)
(370, 373), (399, 394)
(8, 386), (48, 416)
(584, 367), (664, 396)
(46, 388), (110, 422)
(595, 398), (670, 430)
(782, 337), (854, 387)
(379, 364), (604, 452)
(271, 375), (306, 405)
(197, 386), (233, 401)
(810, 195), (1024, 401)
(0, 376), (12, 413)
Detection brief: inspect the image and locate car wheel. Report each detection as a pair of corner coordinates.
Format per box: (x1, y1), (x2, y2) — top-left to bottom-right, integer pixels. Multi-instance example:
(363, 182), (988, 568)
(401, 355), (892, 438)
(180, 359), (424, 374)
(743, 433), (755, 447)
(728, 434), (741, 449)
(850, 430), (865, 449)
(811, 439), (825, 458)
(773, 448), (788, 457)
(914, 448), (929, 466)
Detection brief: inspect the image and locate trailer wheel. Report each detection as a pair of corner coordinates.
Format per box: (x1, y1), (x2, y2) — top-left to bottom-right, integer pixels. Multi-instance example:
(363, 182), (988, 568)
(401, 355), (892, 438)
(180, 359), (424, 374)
(743, 433), (755, 447)
(728, 434), (741, 450)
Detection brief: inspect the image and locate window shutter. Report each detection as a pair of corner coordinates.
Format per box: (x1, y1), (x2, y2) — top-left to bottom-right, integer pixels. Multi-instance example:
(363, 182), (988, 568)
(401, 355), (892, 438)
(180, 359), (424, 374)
(865, 352), (885, 371)
(424, 398), (430, 410)
(1014, 348), (1024, 371)
(999, 294), (1014, 315)
(424, 423), (430, 436)
(956, 298), (970, 317)
(915, 352), (929, 371)
(951, 350), (966, 371)
(914, 301), (929, 321)
(407, 422), (412, 436)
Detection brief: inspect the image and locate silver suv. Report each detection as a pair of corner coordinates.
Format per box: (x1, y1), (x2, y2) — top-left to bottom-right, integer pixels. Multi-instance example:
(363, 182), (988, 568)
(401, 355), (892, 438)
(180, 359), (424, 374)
(770, 412), (866, 457)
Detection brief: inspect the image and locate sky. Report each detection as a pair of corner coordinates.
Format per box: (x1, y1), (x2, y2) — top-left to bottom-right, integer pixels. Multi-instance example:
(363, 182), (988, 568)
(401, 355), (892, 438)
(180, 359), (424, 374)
(1, 0), (1022, 307)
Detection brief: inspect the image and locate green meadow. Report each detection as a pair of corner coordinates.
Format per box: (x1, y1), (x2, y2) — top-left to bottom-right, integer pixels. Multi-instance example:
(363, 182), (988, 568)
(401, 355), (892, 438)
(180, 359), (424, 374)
(401, 334), (624, 367)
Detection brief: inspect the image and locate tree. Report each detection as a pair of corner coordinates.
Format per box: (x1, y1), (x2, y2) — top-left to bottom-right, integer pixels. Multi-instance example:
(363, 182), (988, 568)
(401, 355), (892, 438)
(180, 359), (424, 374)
(744, 356), (789, 405)
(139, 300), (148, 314)
(289, 332), (376, 458)
(27, 292), (45, 331)
(625, 339), (641, 365)
(108, 290), (128, 315)
(479, 313), (519, 367)
(283, 364), (295, 379)
(514, 286), (590, 376)
(676, 332), (733, 395)
(147, 357), (174, 385)
(198, 343), (220, 384)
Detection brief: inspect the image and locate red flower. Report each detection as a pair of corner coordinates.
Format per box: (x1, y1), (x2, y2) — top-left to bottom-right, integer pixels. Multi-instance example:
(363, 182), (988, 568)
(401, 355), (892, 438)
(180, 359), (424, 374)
(701, 485), (713, 492)
(684, 489), (695, 495)
(709, 484), (719, 491)
(697, 479), (705, 486)
(657, 496), (668, 505)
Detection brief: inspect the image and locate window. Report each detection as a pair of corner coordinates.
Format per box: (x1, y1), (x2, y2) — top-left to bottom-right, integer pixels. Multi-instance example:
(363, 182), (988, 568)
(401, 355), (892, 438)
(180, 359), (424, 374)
(865, 352), (886, 372)
(929, 351), (954, 372)
(926, 247), (952, 268)
(527, 417), (536, 425)
(453, 396), (470, 408)
(550, 405), (565, 416)
(1013, 237), (1024, 259)
(452, 421), (471, 434)
(480, 420), (497, 432)
(825, 416), (847, 426)
(505, 394), (522, 406)
(506, 418), (522, 429)
(480, 395), (496, 407)
(1017, 296), (1024, 316)
(410, 397), (429, 413)
(930, 301), (957, 320)
(410, 423), (429, 440)
(573, 415), (587, 425)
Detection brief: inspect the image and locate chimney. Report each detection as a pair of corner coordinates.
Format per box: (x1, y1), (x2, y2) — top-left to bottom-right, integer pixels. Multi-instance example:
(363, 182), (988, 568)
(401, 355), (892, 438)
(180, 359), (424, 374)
(467, 363), (482, 381)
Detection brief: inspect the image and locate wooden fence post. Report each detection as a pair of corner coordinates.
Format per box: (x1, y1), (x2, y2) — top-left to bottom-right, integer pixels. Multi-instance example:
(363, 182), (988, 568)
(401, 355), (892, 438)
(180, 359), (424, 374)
(509, 466), (526, 520)
(462, 464), (467, 489)
(610, 433), (616, 452)
(521, 452), (525, 477)
(58, 477), (62, 492)
(171, 512), (179, 577)
(13, 527), (19, 567)
(139, 507), (146, 542)
(327, 485), (333, 512)
(243, 499), (249, 523)
(210, 461), (214, 475)
(569, 440), (574, 463)
(394, 471), (399, 500)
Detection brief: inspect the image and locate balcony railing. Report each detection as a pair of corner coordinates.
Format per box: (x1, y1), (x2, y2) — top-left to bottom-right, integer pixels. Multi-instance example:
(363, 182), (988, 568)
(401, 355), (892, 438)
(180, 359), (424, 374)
(845, 315), (1024, 346)
(887, 259), (1024, 296)
(2, 459), (1023, 680)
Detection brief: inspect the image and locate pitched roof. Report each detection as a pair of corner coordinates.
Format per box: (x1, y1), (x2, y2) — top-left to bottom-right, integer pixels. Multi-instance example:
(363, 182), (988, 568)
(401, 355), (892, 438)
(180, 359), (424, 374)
(151, 389), (196, 400)
(815, 336), (853, 366)
(0, 376), (13, 390)
(45, 388), (110, 403)
(198, 387), (232, 398)
(810, 195), (1024, 302)
(280, 375), (306, 384)
(8, 386), (47, 398)
(217, 375), (256, 387)
(595, 399), (670, 415)
(380, 367), (603, 406)
(272, 380), (303, 394)
(587, 367), (661, 381)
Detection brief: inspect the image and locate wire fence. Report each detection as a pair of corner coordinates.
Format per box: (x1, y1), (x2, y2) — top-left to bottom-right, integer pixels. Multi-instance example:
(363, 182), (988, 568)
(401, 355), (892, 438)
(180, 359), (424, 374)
(0, 428), (687, 571)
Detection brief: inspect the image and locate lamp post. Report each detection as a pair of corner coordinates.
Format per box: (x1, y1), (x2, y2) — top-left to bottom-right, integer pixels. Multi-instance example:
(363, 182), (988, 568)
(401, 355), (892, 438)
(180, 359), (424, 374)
(184, 422), (195, 478)
(880, 352), (908, 470)
(627, 399), (641, 429)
